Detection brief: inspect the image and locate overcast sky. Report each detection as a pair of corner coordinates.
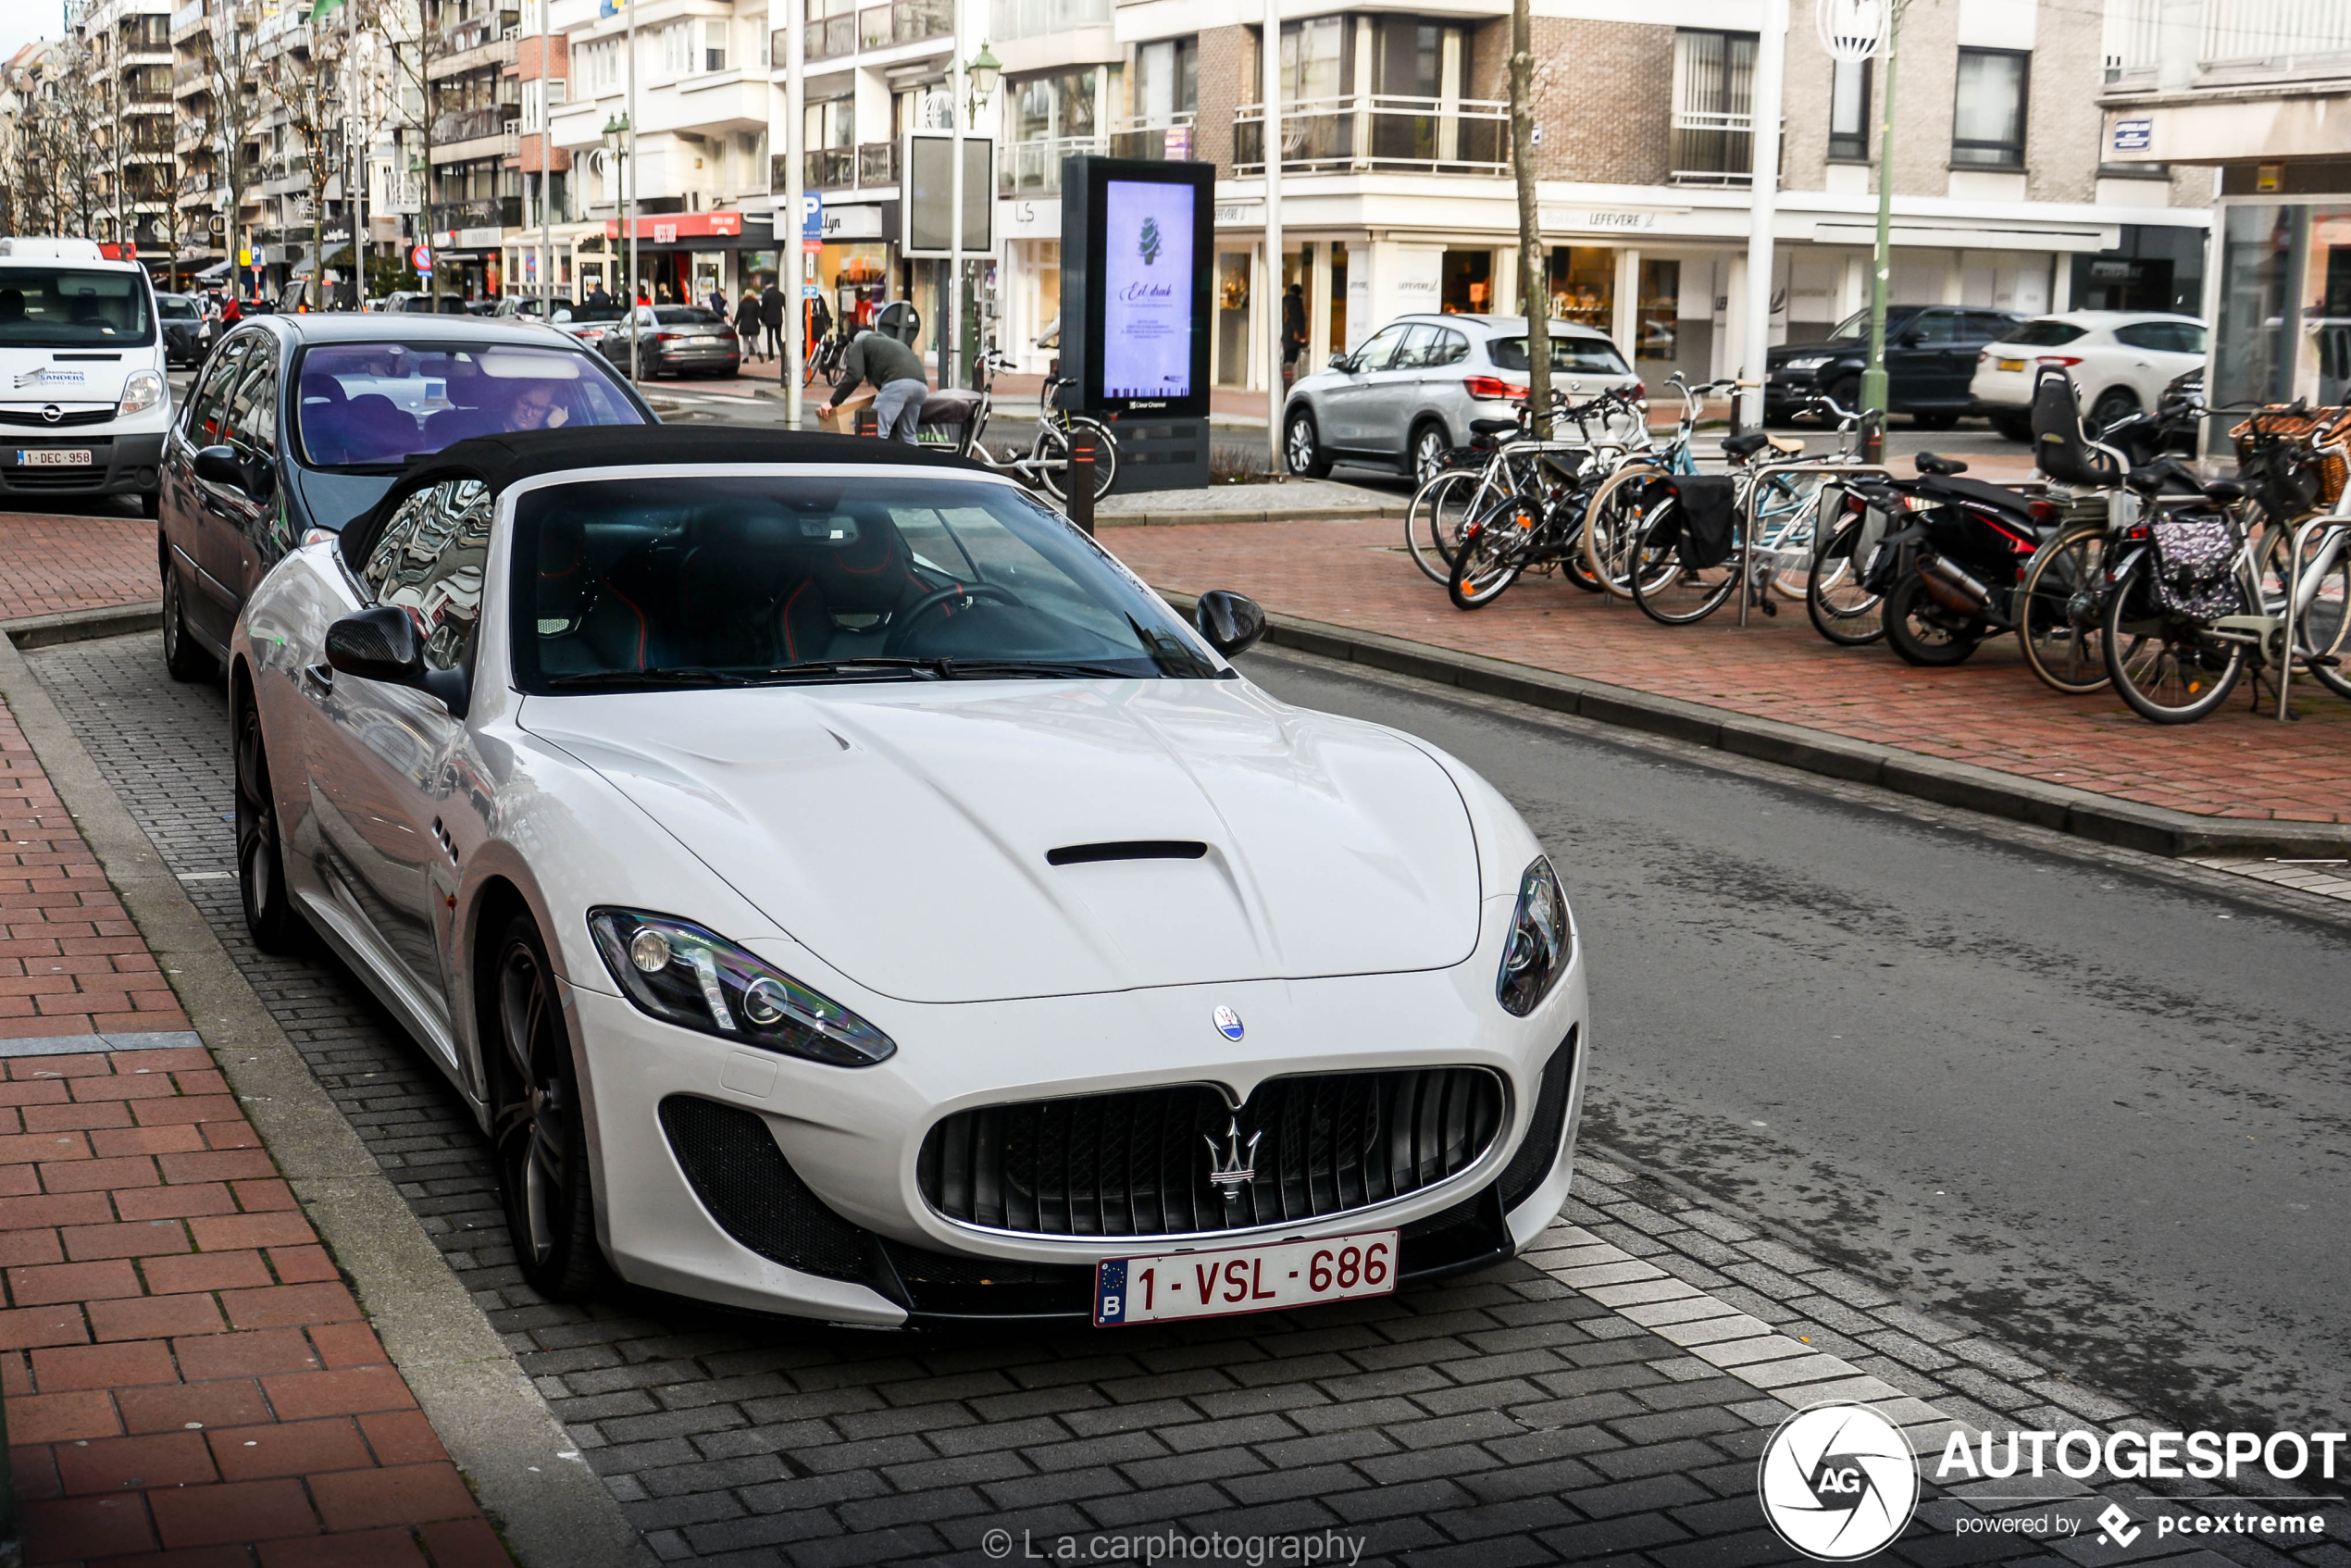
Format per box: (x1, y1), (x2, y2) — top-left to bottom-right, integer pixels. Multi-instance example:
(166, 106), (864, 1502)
(0, 8), (63, 64)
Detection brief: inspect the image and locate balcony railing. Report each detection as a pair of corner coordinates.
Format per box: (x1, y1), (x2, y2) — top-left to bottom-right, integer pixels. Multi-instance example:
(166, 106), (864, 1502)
(794, 15), (857, 61)
(858, 140), (897, 184)
(999, 133), (1105, 194)
(859, 0), (952, 49)
(169, 0), (205, 39)
(432, 106), (513, 146)
(785, 141), (899, 192)
(1110, 112), (1196, 161)
(803, 146), (855, 189)
(2102, 0), (2351, 83)
(1669, 109), (1750, 185)
(430, 195), (521, 231)
(1232, 97), (1507, 175)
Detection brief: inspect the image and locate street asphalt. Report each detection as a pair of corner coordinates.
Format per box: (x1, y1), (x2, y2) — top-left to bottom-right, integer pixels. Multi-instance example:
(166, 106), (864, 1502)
(1236, 647), (2351, 1438)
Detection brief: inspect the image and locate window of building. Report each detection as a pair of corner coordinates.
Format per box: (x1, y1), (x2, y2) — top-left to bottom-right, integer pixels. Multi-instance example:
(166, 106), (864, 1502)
(659, 20), (692, 76)
(1278, 16), (1348, 105)
(1828, 56), (1869, 161)
(1371, 18), (1463, 101)
(1671, 30), (1757, 182)
(1009, 69), (1097, 145)
(1133, 36), (1197, 124)
(805, 95), (853, 149)
(1952, 48), (2027, 168)
(703, 19), (728, 72)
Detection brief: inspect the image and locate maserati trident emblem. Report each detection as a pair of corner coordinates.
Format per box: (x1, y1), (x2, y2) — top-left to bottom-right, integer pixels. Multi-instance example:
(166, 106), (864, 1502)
(1213, 1005), (1244, 1041)
(1204, 1118), (1262, 1189)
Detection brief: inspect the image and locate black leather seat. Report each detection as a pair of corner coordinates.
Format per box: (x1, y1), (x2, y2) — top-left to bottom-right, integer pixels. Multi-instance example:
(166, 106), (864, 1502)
(2028, 367), (2121, 489)
(917, 389), (982, 428)
(1722, 431), (1770, 459)
(1469, 417), (1518, 437)
(1913, 452), (1967, 476)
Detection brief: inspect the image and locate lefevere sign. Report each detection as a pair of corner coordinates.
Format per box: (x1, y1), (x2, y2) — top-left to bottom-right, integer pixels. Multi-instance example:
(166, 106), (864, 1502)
(1061, 157), (1213, 418)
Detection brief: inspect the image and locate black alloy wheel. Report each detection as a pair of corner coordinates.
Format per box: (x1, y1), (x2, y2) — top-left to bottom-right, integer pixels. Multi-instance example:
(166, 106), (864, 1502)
(233, 696), (306, 953)
(162, 565), (217, 683)
(491, 913), (603, 1301)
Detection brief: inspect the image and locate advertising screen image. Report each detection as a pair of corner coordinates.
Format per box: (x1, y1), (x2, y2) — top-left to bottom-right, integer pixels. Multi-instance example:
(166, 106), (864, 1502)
(1100, 179), (1195, 403)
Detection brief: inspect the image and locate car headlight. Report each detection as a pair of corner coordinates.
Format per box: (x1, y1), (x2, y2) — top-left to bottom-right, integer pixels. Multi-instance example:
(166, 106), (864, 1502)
(588, 908), (896, 1065)
(1496, 857), (1572, 1017)
(1780, 356), (1830, 373)
(117, 371), (164, 417)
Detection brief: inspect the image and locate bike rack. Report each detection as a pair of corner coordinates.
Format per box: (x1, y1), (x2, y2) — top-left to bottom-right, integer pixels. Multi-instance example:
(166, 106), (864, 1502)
(2277, 511), (2351, 721)
(1733, 459), (1895, 628)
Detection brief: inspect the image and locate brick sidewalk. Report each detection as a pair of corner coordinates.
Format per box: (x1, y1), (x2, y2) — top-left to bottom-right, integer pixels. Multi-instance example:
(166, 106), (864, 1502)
(0, 515), (160, 625)
(1113, 516), (2351, 824)
(2, 695), (511, 1567)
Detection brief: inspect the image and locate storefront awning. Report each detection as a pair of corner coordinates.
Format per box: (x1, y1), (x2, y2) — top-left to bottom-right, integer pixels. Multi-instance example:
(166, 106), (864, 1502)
(603, 210), (775, 253)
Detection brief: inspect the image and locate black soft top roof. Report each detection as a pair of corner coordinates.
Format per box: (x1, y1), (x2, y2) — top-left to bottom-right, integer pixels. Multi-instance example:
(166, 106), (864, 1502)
(341, 427), (993, 569)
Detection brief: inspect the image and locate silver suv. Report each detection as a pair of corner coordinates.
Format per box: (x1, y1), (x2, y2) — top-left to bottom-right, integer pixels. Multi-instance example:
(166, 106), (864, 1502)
(1281, 314), (1639, 483)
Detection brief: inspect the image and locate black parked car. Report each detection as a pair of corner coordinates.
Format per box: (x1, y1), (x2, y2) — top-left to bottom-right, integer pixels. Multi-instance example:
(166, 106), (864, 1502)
(1764, 305), (2024, 429)
(157, 314), (657, 680)
(155, 292), (215, 367)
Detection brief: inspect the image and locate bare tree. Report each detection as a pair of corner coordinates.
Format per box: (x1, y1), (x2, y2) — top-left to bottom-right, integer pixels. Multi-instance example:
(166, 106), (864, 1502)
(39, 40), (106, 240)
(365, 0), (442, 306)
(199, 5), (267, 297)
(263, 22), (349, 307)
(1507, 0), (1550, 435)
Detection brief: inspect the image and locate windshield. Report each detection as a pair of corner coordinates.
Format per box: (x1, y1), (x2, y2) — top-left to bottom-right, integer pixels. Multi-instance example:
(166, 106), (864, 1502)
(652, 307), (726, 326)
(0, 267), (153, 347)
(156, 295), (200, 320)
(1489, 336), (1631, 376)
(293, 342), (645, 469)
(565, 303), (627, 323)
(2006, 319), (2087, 347)
(510, 474), (1224, 691)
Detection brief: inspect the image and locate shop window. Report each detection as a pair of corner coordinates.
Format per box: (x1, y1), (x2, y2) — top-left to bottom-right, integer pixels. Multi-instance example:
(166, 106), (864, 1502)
(1828, 57), (1869, 162)
(1637, 259), (1680, 362)
(1440, 250), (1491, 314)
(1952, 49), (2027, 168)
(1216, 254), (1252, 387)
(1545, 245), (1615, 331)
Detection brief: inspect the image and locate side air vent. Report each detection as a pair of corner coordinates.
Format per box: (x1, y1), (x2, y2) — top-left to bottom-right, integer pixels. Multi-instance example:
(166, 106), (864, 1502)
(1045, 840), (1208, 866)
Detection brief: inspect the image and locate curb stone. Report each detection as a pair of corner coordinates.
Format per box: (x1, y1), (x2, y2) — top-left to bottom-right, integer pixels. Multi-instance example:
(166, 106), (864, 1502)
(4, 601), (163, 651)
(0, 631), (653, 1568)
(1157, 592), (2351, 859)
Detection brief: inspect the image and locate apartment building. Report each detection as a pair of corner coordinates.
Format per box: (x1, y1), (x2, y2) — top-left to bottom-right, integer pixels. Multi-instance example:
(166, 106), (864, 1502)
(544, 0), (775, 307)
(423, 0), (524, 297)
(970, 0), (2215, 392)
(74, 0), (182, 270)
(2096, 0), (2351, 415)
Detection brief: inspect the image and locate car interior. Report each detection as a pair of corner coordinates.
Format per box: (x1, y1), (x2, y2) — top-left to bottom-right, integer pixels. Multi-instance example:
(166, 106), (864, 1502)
(295, 345), (643, 467)
(512, 478), (1213, 686)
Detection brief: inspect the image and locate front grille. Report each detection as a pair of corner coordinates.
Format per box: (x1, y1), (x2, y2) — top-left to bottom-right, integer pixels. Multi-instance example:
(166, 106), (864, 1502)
(1, 471), (108, 491)
(917, 1067), (1506, 1239)
(0, 408), (114, 429)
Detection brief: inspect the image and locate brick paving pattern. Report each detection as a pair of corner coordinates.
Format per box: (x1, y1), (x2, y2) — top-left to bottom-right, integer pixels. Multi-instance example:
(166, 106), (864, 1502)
(1, 702), (188, 1042)
(32, 632), (2336, 1567)
(0, 1045), (510, 1567)
(1111, 516), (2351, 824)
(0, 514), (160, 624)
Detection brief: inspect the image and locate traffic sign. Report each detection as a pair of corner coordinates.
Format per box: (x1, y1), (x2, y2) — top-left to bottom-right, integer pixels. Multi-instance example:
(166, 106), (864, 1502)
(412, 243), (433, 272)
(802, 192), (823, 243)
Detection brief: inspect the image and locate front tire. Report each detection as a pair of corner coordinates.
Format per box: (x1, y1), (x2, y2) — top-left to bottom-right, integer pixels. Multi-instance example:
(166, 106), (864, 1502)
(162, 565), (217, 683)
(490, 913), (603, 1302)
(1284, 408), (1333, 479)
(2016, 528), (2113, 694)
(2102, 553), (2245, 723)
(2090, 387), (2139, 435)
(233, 694), (306, 954)
(1805, 511), (1885, 645)
(1033, 420), (1118, 503)
(1409, 422), (1450, 487)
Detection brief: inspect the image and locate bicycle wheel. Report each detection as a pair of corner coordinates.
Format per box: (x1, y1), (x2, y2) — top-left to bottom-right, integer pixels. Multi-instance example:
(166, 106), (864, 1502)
(1751, 473), (1823, 601)
(1406, 469), (1483, 585)
(1628, 503), (1736, 626)
(2015, 528), (2115, 694)
(1581, 464), (1662, 599)
(1448, 497), (1530, 610)
(2102, 553), (2245, 723)
(1805, 512), (1885, 646)
(1884, 572), (1984, 666)
(1553, 482), (1607, 594)
(1032, 420), (1118, 503)
(2289, 528), (2351, 702)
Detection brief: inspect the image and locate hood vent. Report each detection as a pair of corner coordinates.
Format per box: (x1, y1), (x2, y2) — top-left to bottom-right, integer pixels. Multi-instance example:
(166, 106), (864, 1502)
(1046, 840), (1207, 866)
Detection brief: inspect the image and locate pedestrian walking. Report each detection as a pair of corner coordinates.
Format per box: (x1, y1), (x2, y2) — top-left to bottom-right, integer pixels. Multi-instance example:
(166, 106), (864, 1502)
(759, 279), (785, 364)
(1281, 282), (1306, 386)
(586, 280), (613, 308)
(734, 287), (765, 363)
(822, 324), (928, 443)
(705, 282), (728, 317)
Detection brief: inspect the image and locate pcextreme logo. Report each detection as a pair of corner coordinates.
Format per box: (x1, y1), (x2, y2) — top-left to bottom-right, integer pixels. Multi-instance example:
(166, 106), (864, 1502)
(1758, 1401), (1922, 1561)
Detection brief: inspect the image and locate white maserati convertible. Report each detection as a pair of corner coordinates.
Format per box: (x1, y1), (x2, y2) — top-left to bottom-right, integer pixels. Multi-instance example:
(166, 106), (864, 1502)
(229, 427), (1586, 1325)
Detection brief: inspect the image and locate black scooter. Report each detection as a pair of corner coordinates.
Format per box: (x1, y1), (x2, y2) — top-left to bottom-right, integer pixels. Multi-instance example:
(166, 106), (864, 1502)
(1848, 454), (2065, 666)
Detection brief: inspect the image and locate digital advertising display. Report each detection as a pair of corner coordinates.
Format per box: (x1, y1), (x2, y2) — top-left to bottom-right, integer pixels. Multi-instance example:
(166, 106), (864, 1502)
(1060, 156), (1213, 417)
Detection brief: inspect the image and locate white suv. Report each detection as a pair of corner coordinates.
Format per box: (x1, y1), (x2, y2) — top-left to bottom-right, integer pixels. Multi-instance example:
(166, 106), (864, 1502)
(0, 239), (173, 516)
(1970, 310), (2206, 442)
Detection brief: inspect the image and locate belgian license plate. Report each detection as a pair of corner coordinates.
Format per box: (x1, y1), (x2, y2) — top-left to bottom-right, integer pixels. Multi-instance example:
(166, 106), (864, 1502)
(1997, 357), (2026, 372)
(17, 449), (92, 467)
(690, 335), (718, 345)
(1094, 1228), (1399, 1325)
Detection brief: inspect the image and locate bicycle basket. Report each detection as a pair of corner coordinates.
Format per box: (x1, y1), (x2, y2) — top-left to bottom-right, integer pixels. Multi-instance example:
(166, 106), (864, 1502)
(1660, 476), (1737, 569)
(2146, 511), (2242, 620)
(2231, 404), (2348, 510)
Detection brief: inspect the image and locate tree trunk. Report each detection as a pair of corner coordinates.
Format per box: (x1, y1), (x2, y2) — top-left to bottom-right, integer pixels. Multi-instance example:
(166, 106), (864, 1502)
(1508, 0), (1549, 438)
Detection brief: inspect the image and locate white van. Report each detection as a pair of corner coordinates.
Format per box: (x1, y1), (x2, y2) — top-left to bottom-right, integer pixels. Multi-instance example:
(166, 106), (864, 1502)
(0, 238), (173, 516)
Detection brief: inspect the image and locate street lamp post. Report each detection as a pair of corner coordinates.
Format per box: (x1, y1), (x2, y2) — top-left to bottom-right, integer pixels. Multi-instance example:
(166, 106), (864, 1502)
(1737, 0), (1787, 438)
(604, 112), (634, 380)
(1263, 0), (1282, 476)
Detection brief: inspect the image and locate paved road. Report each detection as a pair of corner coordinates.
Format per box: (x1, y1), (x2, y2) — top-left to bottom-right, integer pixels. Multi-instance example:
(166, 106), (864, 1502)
(1244, 653), (2351, 1437)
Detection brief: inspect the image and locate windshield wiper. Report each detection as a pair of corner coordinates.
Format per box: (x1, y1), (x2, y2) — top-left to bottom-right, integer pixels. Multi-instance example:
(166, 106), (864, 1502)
(542, 666), (754, 689)
(929, 659), (1152, 679)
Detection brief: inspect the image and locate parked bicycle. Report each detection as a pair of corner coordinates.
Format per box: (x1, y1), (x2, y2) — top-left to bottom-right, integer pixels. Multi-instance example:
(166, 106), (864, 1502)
(909, 350), (1119, 504)
(1440, 390), (1651, 609)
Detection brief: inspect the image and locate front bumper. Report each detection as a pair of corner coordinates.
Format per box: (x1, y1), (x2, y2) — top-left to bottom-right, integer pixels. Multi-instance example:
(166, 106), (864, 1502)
(572, 961), (1587, 1325)
(0, 429), (167, 500)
